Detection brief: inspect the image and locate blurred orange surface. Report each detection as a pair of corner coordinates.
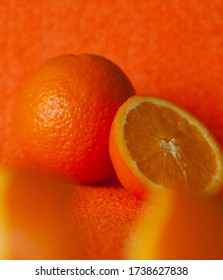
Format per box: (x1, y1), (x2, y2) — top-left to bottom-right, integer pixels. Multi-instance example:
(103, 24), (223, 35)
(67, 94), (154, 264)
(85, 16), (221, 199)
(1, 0), (223, 259)
(0, 172), (141, 259)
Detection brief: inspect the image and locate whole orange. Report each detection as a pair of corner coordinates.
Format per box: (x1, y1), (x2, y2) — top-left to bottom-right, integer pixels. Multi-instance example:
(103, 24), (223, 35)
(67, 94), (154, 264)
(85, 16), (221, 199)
(15, 54), (135, 184)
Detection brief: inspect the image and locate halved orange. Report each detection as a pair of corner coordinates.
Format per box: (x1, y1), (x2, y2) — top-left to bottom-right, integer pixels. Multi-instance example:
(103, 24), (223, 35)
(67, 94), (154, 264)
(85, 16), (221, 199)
(109, 95), (223, 198)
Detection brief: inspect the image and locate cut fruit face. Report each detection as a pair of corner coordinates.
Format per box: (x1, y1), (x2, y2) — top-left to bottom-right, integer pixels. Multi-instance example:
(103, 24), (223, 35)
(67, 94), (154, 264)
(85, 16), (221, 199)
(110, 95), (223, 196)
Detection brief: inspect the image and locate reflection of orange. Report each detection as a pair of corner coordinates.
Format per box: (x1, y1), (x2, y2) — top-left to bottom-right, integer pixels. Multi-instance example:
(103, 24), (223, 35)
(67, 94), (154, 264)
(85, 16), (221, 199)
(110, 95), (223, 198)
(15, 54), (134, 184)
(127, 190), (223, 259)
(0, 169), (141, 260)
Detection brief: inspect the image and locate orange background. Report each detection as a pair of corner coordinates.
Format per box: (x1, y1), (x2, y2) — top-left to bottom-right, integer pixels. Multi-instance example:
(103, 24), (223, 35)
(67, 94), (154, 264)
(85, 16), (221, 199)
(1, 0), (223, 259)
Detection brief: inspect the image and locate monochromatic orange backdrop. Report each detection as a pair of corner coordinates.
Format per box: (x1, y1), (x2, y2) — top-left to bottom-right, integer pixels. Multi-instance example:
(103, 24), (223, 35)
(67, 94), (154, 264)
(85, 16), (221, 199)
(1, 0), (223, 259)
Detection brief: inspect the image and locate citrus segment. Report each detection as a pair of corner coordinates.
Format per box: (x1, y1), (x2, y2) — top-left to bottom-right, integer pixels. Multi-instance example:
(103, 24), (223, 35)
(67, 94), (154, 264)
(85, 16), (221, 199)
(110, 96), (223, 197)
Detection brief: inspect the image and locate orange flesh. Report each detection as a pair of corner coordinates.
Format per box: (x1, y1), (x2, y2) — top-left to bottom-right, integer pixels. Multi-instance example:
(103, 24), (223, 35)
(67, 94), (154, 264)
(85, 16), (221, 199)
(124, 102), (217, 192)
